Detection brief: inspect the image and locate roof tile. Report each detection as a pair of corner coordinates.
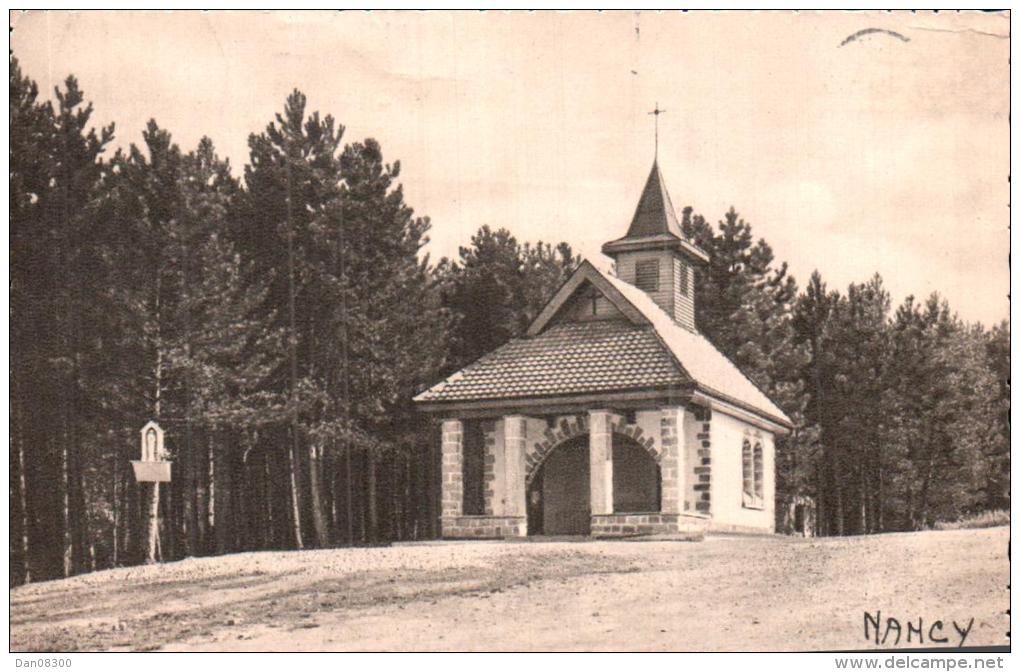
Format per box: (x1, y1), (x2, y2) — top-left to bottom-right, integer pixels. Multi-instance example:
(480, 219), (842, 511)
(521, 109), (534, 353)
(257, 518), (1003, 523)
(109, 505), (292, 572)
(416, 320), (688, 402)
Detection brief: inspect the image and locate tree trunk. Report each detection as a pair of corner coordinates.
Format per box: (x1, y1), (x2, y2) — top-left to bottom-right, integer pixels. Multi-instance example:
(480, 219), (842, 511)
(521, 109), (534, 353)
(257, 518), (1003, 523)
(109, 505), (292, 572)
(198, 431), (211, 554)
(330, 446), (340, 544)
(858, 462), (867, 535)
(367, 452), (378, 543)
(358, 451), (367, 543)
(213, 435), (234, 555)
(184, 420), (198, 556)
(284, 157), (304, 551)
(117, 433), (134, 565)
(835, 476), (845, 536)
(145, 482), (160, 564)
(111, 442), (119, 569)
(345, 445), (354, 545)
(61, 439), (72, 577)
(14, 409), (31, 584)
(308, 444), (330, 547)
(263, 450), (275, 549)
(877, 463), (885, 533)
(393, 452), (403, 542)
(815, 460), (827, 537)
(287, 429), (304, 549)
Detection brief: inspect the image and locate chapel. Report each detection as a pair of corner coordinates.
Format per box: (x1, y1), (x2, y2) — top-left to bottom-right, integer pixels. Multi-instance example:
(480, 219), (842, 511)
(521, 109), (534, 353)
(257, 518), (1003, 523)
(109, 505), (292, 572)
(415, 161), (793, 537)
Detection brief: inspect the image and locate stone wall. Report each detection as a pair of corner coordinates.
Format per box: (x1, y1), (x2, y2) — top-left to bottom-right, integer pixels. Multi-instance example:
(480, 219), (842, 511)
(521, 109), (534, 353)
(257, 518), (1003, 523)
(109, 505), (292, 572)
(482, 420), (497, 515)
(659, 408), (680, 514)
(692, 406), (712, 514)
(590, 513), (707, 537)
(441, 515), (527, 538)
(440, 420), (463, 521)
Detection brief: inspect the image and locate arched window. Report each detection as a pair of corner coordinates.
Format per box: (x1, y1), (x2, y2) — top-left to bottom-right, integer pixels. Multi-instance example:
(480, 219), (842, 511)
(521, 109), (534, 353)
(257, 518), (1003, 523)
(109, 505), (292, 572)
(753, 442), (764, 500)
(741, 440), (753, 497)
(742, 438), (765, 510)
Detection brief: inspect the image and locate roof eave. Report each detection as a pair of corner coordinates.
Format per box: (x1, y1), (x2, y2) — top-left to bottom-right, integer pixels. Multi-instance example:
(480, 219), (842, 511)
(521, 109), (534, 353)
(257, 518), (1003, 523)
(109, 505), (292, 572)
(415, 384), (697, 417)
(601, 235), (710, 264)
(690, 388), (794, 434)
(415, 384), (793, 434)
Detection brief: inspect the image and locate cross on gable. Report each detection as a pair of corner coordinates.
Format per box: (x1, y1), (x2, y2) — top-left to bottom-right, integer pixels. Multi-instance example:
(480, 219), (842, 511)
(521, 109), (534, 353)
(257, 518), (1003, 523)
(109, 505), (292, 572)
(583, 283), (601, 315)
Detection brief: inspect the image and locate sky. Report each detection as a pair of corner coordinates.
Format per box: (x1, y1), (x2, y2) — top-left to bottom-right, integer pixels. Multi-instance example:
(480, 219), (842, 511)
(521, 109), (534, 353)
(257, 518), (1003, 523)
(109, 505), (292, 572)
(10, 10), (1010, 326)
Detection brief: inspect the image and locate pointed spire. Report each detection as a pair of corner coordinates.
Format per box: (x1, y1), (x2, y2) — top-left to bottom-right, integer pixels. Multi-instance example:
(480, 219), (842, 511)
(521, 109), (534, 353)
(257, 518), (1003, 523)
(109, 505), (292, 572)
(624, 160), (683, 239)
(602, 159), (709, 265)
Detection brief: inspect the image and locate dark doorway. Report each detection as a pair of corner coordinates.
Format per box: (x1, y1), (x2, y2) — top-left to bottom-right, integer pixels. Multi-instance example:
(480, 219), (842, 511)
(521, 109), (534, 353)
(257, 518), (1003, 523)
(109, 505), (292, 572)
(793, 504), (805, 534)
(612, 437), (661, 513)
(461, 420), (485, 515)
(527, 436), (590, 535)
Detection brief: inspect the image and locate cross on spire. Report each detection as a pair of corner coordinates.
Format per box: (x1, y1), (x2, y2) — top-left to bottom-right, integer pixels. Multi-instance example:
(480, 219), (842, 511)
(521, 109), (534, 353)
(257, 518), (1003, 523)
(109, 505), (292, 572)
(648, 102), (666, 158)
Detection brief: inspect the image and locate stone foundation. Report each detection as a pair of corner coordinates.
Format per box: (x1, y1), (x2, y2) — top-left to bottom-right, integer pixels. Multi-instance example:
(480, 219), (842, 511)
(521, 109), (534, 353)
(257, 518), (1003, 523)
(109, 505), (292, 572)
(706, 521), (776, 535)
(590, 512), (708, 537)
(441, 515), (527, 538)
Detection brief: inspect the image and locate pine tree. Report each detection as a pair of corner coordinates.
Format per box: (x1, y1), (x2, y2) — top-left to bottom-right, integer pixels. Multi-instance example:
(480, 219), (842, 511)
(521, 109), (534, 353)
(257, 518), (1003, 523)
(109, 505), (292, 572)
(10, 60), (114, 580)
(437, 225), (577, 373)
(239, 90), (345, 548)
(333, 139), (448, 542)
(982, 320), (1010, 511)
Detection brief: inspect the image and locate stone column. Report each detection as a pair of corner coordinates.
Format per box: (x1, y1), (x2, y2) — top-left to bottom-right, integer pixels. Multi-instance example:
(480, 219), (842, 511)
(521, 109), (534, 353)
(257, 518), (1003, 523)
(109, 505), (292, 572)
(659, 407), (685, 515)
(503, 415), (527, 519)
(440, 420), (464, 529)
(486, 421), (505, 516)
(588, 410), (614, 515)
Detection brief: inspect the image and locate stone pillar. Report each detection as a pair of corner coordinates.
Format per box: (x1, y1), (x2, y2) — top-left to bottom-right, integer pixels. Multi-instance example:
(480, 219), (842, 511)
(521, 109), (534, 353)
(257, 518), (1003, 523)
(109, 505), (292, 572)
(485, 421), (505, 516)
(588, 410), (614, 515)
(440, 420), (464, 528)
(659, 407), (685, 515)
(503, 416), (527, 519)
(693, 406), (712, 514)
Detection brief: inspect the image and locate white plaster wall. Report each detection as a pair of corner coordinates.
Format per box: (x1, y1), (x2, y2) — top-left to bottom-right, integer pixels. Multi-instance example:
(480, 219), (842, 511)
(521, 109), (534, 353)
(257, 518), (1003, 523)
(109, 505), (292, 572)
(632, 410), (662, 449)
(709, 410), (776, 532)
(524, 417), (548, 448)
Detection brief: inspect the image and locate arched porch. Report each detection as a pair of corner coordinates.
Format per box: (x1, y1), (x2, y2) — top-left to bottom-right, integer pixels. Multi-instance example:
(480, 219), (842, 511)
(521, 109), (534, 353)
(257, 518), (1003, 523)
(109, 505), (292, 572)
(436, 407), (709, 539)
(526, 432), (662, 536)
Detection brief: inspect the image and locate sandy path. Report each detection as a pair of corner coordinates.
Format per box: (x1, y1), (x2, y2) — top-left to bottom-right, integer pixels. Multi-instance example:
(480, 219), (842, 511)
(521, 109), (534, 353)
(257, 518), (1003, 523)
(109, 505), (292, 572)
(11, 527), (1009, 652)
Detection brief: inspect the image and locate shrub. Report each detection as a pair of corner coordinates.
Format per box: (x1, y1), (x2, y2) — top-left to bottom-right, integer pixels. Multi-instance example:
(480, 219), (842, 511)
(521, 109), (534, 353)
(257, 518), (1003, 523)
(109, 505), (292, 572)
(933, 510), (1010, 530)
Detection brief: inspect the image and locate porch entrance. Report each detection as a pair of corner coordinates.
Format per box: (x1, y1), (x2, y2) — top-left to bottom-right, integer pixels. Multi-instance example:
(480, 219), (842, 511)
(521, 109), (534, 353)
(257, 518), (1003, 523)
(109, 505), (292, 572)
(527, 435), (591, 536)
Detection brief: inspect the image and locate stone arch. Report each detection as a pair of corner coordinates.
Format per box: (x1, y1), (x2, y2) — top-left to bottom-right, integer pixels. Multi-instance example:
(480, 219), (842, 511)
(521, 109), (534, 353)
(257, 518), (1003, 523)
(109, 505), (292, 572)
(525, 415), (659, 486)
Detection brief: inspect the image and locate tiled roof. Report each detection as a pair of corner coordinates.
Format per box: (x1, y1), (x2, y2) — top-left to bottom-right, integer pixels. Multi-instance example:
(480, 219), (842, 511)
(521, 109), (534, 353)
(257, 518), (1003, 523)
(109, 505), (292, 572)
(415, 320), (689, 402)
(598, 268), (792, 425)
(416, 261), (792, 428)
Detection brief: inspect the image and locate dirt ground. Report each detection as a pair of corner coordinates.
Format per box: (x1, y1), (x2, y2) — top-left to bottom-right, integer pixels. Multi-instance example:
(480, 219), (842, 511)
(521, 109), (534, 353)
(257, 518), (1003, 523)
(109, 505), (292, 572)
(9, 526), (1009, 652)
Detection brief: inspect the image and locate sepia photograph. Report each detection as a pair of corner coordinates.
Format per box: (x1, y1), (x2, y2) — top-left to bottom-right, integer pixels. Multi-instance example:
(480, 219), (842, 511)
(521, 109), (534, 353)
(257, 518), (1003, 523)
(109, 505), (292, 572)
(7, 8), (1011, 658)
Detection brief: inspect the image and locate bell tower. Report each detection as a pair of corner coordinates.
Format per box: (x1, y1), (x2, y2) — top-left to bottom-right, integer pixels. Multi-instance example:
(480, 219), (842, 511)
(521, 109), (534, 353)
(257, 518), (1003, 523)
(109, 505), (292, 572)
(601, 161), (709, 331)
